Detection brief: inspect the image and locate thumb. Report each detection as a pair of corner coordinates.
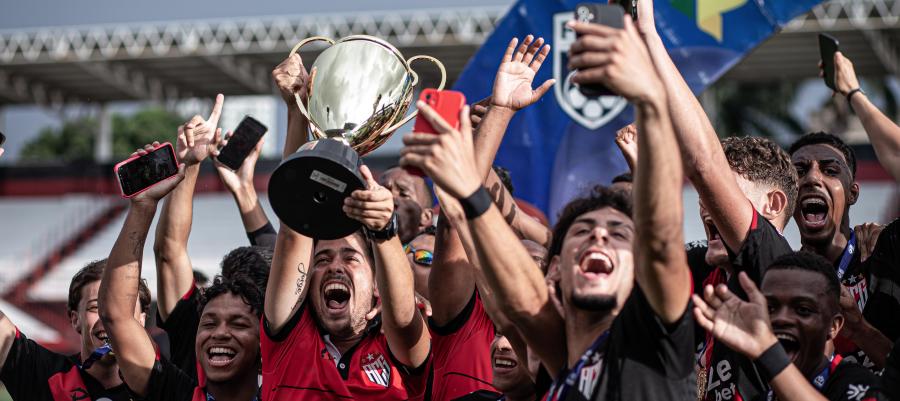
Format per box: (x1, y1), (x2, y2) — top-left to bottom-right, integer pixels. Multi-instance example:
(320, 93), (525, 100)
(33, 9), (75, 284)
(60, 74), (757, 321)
(359, 165), (378, 189)
(534, 79), (556, 98)
(738, 272), (765, 306)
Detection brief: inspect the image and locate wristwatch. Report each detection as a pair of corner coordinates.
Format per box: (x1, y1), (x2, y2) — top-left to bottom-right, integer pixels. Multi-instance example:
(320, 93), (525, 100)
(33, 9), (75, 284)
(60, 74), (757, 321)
(365, 212), (398, 240)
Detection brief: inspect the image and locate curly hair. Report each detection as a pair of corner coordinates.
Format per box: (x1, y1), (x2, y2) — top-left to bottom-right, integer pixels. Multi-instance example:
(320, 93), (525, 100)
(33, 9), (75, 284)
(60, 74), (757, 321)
(788, 132), (857, 180)
(221, 246), (272, 295)
(722, 136), (798, 218)
(549, 186), (633, 258)
(68, 259), (151, 314)
(198, 274), (264, 317)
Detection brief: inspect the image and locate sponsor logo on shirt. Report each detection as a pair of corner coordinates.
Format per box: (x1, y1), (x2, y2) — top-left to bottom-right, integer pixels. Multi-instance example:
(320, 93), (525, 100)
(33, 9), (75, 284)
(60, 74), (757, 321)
(847, 384), (870, 401)
(705, 359), (738, 401)
(361, 353), (391, 388)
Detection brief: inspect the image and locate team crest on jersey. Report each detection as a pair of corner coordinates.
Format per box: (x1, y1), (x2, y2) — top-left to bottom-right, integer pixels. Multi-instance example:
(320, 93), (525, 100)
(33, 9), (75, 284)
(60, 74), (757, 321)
(362, 352), (391, 388)
(844, 274), (868, 311)
(553, 12), (627, 130)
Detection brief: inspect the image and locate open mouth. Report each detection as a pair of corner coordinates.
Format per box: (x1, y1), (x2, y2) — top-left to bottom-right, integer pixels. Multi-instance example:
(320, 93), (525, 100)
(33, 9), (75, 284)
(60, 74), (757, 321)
(704, 219), (722, 244)
(579, 250), (613, 278)
(206, 346), (237, 368)
(799, 195), (829, 229)
(492, 355), (519, 374)
(323, 281), (351, 311)
(93, 331), (109, 345)
(775, 333), (800, 362)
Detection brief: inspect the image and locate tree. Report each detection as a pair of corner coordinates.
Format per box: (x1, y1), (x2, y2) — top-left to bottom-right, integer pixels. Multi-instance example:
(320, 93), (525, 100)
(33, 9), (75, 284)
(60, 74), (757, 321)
(20, 107), (184, 162)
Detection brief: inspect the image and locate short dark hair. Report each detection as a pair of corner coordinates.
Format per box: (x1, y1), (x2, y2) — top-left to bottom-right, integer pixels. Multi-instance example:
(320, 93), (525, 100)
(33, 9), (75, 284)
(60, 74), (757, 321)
(611, 172), (633, 184)
(199, 275), (263, 318)
(549, 186), (633, 258)
(313, 230), (376, 268)
(722, 136), (798, 218)
(493, 165), (514, 195)
(221, 246), (272, 295)
(765, 251), (841, 313)
(68, 259), (151, 314)
(788, 132), (857, 180)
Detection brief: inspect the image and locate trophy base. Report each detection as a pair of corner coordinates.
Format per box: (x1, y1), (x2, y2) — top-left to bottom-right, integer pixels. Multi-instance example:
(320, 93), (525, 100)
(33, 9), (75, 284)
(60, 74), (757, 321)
(268, 139), (366, 240)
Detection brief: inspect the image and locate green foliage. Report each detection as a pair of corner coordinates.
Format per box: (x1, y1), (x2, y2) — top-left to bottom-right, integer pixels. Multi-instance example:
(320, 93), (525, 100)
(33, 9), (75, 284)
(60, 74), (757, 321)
(20, 107), (184, 162)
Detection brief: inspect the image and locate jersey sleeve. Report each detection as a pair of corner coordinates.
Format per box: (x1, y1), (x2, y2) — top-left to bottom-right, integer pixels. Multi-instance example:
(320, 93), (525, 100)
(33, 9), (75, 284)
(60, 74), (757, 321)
(616, 288), (696, 378)
(823, 361), (884, 401)
(726, 210), (793, 298)
(129, 357), (198, 401)
(0, 328), (70, 400)
(156, 284), (201, 381)
(861, 219), (900, 342)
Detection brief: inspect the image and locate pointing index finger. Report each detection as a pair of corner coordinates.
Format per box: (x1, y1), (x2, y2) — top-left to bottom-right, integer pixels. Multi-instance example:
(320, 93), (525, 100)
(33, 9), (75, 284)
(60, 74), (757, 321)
(208, 94), (224, 125)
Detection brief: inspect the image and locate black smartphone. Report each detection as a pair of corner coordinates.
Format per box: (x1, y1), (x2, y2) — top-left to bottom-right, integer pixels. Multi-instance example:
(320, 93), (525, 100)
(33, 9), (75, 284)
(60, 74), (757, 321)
(217, 116), (268, 171)
(575, 3), (626, 97)
(611, 0), (638, 21)
(0, 131), (5, 147)
(819, 33), (839, 90)
(114, 142), (179, 198)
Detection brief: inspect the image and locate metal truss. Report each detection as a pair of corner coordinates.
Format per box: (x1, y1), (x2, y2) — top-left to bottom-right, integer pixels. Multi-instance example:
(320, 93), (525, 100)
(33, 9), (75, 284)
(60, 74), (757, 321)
(0, 7), (506, 65)
(785, 0), (900, 32)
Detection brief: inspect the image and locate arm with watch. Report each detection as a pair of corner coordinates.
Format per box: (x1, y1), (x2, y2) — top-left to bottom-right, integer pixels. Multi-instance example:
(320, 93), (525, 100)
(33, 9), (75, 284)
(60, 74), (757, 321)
(693, 272), (828, 401)
(344, 165), (431, 369)
(832, 52), (900, 182)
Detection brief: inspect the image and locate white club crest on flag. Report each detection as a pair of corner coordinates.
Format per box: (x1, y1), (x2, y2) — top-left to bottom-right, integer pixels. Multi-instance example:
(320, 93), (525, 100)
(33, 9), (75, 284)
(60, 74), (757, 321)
(553, 12), (627, 130)
(362, 353), (391, 388)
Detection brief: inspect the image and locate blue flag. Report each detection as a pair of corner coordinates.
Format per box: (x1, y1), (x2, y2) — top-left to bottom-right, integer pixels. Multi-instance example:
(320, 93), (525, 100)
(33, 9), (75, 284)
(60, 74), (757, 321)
(453, 0), (823, 222)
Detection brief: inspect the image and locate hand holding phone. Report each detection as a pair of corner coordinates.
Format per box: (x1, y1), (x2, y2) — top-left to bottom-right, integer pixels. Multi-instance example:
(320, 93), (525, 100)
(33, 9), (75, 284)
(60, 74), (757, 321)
(406, 89), (467, 177)
(216, 116), (268, 171)
(114, 142), (181, 199)
(574, 3), (626, 97)
(819, 33), (839, 91)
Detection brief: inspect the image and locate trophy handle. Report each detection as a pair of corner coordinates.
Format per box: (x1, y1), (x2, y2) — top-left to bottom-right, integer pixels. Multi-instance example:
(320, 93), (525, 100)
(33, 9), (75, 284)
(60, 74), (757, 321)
(288, 36), (335, 139)
(383, 55), (447, 133)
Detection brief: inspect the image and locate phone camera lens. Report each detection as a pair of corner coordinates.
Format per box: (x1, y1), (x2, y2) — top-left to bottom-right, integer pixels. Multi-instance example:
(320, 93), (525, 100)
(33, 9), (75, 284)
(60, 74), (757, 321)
(313, 191), (328, 205)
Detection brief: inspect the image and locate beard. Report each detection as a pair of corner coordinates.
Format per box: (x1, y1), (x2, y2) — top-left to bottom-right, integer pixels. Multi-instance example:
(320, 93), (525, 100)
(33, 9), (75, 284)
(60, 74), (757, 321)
(570, 293), (616, 312)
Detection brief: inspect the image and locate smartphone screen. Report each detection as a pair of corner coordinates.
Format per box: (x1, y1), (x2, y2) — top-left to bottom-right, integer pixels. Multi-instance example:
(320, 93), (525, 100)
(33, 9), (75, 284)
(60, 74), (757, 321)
(819, 34), (839, 90)
(117, 144), (178, 197)
(217, 116), (267, 170)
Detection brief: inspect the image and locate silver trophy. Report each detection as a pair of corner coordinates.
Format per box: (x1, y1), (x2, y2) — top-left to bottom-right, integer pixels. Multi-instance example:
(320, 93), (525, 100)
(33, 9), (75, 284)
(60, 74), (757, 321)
(268, 35), (446, 239)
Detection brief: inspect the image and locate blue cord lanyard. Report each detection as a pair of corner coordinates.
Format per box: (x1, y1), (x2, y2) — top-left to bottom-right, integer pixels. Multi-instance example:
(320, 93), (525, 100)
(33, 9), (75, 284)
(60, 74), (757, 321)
(836, 230), (857, 280)
(78, 343), (112, 370)
(547, 331), (610, 401)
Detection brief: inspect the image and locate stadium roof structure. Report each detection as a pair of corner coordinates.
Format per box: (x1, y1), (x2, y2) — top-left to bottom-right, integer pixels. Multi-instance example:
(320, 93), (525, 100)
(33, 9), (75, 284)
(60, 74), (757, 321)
(0, 0), (897, 108)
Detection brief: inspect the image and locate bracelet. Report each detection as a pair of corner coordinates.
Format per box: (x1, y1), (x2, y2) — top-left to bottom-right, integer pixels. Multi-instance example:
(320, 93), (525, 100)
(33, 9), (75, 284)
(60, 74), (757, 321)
(847, 88), (865, 114)
(460, 186), (492, 220)
(754, 342), (791, 382)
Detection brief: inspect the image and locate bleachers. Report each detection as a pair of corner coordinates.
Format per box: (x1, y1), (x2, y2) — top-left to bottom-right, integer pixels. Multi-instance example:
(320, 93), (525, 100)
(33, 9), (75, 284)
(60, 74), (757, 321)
(27, 193), (278, 302)
(0, 195), (116, 293)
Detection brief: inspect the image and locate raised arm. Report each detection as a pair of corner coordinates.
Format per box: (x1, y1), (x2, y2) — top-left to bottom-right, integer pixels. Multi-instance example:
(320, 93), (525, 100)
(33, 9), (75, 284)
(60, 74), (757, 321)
(633, 0), (754, 250)
(832, 52), (900, 182)
(214, 134), (275, 247)
(265, 54), (315, 334)
(346, 166), (430, 367)
(569, 17), (691, 322)
(693, 272), (828, 401)
(401, 103), (567, 375)
(100, 144), (186, 396)
(154, 95), (224, 321)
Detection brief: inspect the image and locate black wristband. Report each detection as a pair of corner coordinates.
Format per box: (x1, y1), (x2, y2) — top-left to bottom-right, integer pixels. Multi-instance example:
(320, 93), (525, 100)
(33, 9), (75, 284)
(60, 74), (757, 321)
(460, 187), (492, 220)
(247, 222), (276, 247)
(847, 88), (864, 103)
(754, 342), (791, 382)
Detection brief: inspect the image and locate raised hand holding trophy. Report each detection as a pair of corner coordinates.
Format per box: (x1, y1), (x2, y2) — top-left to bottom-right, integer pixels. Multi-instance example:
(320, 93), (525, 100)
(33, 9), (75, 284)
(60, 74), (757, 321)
(268, 35), (445, 239)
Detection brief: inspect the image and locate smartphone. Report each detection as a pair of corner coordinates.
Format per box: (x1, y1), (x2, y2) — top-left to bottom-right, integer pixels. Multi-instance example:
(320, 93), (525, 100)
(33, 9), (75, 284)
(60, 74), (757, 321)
(407, 89), (467, 176)
(217, 116), (268, 170)
(610, 0), (638, 21)
(0, 131), (5, 147)
(819, 33), (839, 91)
(575, 4), (625, 97)
(114, 142), (179, 198)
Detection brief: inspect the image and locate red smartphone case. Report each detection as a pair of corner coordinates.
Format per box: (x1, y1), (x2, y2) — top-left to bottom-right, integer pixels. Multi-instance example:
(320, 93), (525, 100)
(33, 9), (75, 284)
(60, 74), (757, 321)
(408, 89), (467, 177)
(113, 142), (179, 199)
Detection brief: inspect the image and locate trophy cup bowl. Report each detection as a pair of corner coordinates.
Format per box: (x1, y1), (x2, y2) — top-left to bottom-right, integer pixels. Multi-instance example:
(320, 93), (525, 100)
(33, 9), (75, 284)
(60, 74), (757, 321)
(268, 35), (446, 239)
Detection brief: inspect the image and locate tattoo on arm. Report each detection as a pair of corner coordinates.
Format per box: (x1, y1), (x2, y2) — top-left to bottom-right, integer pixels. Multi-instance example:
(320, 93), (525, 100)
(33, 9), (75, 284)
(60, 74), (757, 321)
(292, 263), (307, 312)
(488, 183), (520, 232)
(129, 231), (146, 258)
